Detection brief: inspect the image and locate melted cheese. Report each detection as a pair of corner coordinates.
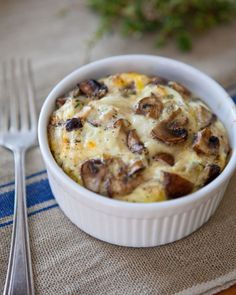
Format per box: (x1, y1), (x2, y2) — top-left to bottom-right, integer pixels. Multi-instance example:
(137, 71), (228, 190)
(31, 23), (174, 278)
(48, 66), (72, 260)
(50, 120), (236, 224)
(48, 73), (230, 203)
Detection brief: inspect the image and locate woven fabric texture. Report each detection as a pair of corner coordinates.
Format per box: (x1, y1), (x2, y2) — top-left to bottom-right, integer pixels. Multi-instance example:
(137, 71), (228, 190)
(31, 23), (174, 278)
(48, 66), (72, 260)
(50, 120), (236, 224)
(0, 148), (236, 295)
(1, 0), (236, 293)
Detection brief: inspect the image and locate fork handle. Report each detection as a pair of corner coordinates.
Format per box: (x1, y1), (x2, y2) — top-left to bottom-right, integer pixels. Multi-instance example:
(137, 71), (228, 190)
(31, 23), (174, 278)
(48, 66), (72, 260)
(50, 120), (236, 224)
(3, 149), (35, 295)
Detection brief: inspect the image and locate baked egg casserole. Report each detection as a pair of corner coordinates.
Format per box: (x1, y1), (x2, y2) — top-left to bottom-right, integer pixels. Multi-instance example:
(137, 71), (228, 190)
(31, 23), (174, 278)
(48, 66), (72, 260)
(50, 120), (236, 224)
(48, 73), (230, 202)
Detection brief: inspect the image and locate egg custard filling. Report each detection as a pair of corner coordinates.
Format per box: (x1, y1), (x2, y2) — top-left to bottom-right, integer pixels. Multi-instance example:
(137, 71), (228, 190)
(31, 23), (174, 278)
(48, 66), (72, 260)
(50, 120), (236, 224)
(48, 73), (230, 202)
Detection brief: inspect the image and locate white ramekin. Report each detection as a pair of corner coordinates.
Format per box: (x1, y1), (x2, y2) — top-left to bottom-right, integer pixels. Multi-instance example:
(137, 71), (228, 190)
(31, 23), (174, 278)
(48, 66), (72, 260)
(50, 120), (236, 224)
(38, 55), (236, 247)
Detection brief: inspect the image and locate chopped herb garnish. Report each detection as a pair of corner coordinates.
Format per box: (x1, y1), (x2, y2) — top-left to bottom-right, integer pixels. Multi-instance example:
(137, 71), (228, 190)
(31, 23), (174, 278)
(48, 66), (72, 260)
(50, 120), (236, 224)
(166, 94), (174, 99)
(75, 101), (82, 108)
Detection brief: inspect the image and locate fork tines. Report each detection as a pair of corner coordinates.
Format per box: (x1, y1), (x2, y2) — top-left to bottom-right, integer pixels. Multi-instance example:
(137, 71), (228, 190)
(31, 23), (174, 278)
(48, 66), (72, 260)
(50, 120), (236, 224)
(0, 59), (37, 133)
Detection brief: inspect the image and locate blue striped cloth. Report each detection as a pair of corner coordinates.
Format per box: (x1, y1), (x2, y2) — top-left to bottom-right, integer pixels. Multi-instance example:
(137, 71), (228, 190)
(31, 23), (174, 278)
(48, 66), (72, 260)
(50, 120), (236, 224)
(0, 90), (236, 229)
(0, 170), (57, 228)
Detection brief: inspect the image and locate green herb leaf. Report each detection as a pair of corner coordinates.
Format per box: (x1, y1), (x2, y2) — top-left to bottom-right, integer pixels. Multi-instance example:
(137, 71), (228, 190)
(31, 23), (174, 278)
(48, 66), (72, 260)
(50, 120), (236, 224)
(177, 33), (192, 52)
(88, 0), (236, 52)
(75, 101), (81, 108)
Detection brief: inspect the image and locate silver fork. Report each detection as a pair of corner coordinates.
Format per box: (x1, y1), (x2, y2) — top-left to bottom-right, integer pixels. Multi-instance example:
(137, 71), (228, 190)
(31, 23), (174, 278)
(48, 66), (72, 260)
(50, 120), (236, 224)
(0, 59), (37, 295)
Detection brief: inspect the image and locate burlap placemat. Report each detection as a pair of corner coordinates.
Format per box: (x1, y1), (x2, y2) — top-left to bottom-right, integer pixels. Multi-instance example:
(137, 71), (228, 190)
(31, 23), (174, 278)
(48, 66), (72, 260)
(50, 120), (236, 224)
(1, 0), (236, 293)
(0, 119), (236, 295)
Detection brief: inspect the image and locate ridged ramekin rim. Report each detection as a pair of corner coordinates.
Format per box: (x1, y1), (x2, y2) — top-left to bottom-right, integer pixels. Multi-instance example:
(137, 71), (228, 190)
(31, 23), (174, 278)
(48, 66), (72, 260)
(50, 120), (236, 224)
(38, 54), (236, 211)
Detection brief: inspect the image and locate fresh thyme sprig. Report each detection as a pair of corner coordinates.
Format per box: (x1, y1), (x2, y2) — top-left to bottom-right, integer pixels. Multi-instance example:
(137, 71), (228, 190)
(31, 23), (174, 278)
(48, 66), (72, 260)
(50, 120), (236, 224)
(88, 0), (236, 51)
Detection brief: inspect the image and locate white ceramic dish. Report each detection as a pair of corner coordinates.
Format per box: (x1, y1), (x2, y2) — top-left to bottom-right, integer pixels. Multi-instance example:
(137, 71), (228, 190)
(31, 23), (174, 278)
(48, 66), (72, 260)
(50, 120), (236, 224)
(38, 55), (236, 247)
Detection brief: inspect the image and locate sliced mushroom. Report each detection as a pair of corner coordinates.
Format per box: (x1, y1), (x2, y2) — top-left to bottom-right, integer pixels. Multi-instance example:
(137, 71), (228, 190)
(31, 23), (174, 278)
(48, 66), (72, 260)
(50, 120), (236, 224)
(172, 108), (189, 125)
(168, 81), (191, 99)
(107, 175), (142, 198)
(79, 79), (108, 99)
(135, 93), (163, 119)
(113, 118), (131, 129)
(55, 97), (67, 109)
(151, 109), (188, 144)
(150, 76), (168, 85)
(128, 160), (146, 176)
(49, 114), (63, 127)
(153, 152), (175, 166)
(106, 158), (144, 197)
(127, 129), (145, 154)
(121, 81), (136, 96)
(163, 172), (194, 199)
(70, 86), (80, 98)
(65, 118), (83, 132)
(196, 105), (217, 129)
(84, 106), (118, 128)
(193, 128), (220, 155)
(113, 121), (146, 155)
(81, 159), (107, 193)
(81, 157), (145, 198)
(204, 164), (221, 185)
